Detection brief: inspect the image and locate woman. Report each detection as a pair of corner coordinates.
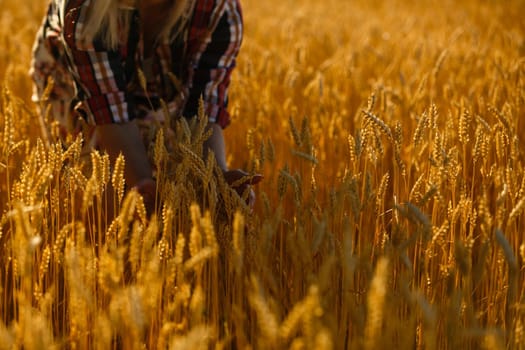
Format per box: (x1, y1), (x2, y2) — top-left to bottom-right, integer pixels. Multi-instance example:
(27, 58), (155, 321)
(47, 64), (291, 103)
(30, 0), (260, 212)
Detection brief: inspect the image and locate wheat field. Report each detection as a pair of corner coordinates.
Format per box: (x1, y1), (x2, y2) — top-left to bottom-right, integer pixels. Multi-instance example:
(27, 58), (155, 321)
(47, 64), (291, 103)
(1, 0), (525, 349)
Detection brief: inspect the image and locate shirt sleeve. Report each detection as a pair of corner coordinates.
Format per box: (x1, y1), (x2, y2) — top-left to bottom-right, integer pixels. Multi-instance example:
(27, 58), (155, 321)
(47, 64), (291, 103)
(62, 0), (132, 125)
(183, 0), (243, 129)
(29, 2), (76, 124)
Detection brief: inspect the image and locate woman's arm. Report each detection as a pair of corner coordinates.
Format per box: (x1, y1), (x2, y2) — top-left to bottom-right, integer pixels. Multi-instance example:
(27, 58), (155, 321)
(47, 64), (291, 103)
(183, 0), (243, 168)
(62, 2), (152, 186)
(204, 123), (228, 171)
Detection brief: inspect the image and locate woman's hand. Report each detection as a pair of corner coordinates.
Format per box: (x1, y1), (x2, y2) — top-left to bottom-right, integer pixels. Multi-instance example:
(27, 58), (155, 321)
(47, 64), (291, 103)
(223, 169), (263, 209)
(96, 121), (153, 188)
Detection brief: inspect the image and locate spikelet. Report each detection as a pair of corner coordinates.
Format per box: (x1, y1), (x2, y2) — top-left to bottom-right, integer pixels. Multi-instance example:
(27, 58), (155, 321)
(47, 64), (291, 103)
(366, 91), (376, 112)
(65, 241), (92, 347)
(404, 202), (431, 234)
(482, 331), (505, 350)
(90, 151), (102, 192)
(505, 165), (518, 200)
(278, 289), (309, 340)
(429, 103), (439, 132)
(431, 219), (449, 246)
(98, 250), (122, 293)
(413, 111), (428, 147)
(248, 276), (278, 345)
(48, 142), (63, 175)
(178, 143), (207, 179)
(495, 229), (518, 273)
(158, 237), (170, 262)
(17, 303), (55, 350)
(189, 204), (203, 257)
(364, 257), (389, 350)
(118, 188), (140, 231)
(169, 326), (211, 350)
(176, 116), (192, 145)
(259, 139), (266, 168)
(314, 328), (333, 350)
(191, 124), (213, 151)
(197, 95), (207, 122)
(184, 247), (215, 273)
(419, 185), (438, 206)
(233, 211), (244, 273)
(479, 130), (490, 163)
(515, 317), (524, 347)
(291, 149), (318, 165)
(289, 338), (305, 350)
(291, 172), (302, 204)
(473, 126), (484, 163)
(458, 104), (471, 144)
(154, 128), (166, 172)
(495, 129), (507, 162)
(393, 122), (406, 176)
(38, 244), (51, 281)
(508, 197), (525, 223)
(246, 128), (256, 155)
(432, 49), (448, 78)
(362, 110), (393, 141)
(277, 165), (289, 200)
(410, 73), (428, 107)
(266, 137), (275, 163)
(289, 116), (302, 147)
(53, 222), (84, 263)
(203, 151), (215, 189)
(0, 324), (14, 349)
(375, 173), (389, 214)
(2, 88), (15, 155)
(136, 66), (148, 93)
(348, 134), (357, 167)
(68, 166), (88, 189)
(111, 153), (126, 203)
(81, 177), (97, 215)
(301, 285), (324, 343)
(201, 211), (218, 253)
(128, 221), (144, 274)
(141, 218), (159, 263)
(34, 244), (51, 303)
(300, 116), (312, 152)
(49, 187), (60, 215)
(489, 105), (512, 135)
(94, 314), (112, 350)
(174, 232), (186, 267)
(162, 206), (174, 240)
(100, 152), (110, 188)
(409, 174), (425, 204)
(475, 114), (491, 132)
(354, 129), (364, 159)
(190, 284), (205, 325)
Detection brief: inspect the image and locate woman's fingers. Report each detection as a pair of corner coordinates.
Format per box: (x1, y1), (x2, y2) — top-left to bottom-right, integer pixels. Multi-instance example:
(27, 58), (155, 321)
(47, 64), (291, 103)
(223, 169), (263, 209)
(223, 169), (263, 186)
(249, 174), (264, 185)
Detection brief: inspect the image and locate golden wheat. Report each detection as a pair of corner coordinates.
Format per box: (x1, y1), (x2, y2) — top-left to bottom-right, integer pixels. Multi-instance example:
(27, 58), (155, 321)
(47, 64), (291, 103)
(1, 0), (525, 348)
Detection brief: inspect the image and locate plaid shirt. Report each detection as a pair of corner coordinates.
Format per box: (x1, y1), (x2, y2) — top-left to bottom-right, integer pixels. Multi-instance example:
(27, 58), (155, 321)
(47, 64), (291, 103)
(30, 0), (243, 129)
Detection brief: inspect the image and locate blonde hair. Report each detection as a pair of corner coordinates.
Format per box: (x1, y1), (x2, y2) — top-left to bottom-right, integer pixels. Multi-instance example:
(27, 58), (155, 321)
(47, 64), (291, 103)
(82, 0), (193, 50)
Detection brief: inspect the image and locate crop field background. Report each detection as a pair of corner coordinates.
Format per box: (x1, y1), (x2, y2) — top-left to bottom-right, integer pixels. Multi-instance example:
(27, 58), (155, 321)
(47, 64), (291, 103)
(1, 0), (525, 348)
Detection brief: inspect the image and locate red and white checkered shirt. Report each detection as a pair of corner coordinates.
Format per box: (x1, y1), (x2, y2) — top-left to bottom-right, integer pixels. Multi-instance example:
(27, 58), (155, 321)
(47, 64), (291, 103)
(30, 0), (243, 130)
